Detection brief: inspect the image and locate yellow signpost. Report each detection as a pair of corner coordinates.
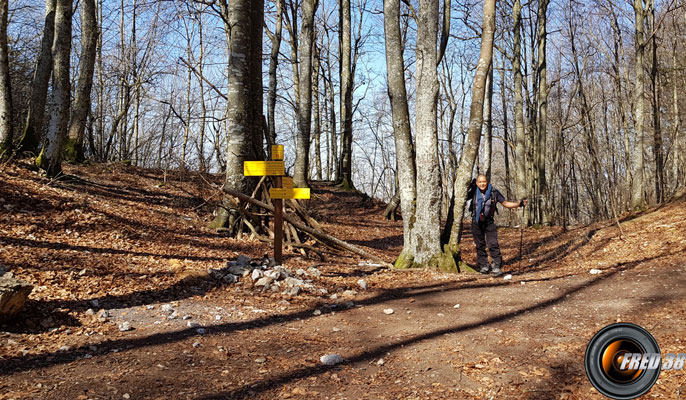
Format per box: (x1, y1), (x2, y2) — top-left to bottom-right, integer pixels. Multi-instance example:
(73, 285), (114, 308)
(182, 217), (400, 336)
(271, 145), (284, 160)
(243, 145), (310, 264)
(270, 188), (310, 199)
(243, 161), (285, 176)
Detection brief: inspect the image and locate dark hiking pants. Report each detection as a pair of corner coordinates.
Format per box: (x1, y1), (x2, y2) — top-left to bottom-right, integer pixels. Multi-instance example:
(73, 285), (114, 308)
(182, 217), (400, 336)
(471, 219), (502, 269)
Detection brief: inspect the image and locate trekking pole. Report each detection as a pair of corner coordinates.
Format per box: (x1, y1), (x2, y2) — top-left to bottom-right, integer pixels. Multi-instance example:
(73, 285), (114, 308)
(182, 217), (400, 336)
(518, 200), (525, 271)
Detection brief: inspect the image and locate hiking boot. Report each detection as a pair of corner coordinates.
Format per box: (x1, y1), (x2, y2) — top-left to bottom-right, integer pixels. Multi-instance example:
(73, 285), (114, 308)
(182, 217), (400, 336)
(479, 265), (490, 274)
(490, 263), (502, 277)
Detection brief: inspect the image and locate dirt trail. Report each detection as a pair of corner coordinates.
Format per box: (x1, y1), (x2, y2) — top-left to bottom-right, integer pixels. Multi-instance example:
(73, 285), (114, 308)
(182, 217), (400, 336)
(1, 162), (686, 399)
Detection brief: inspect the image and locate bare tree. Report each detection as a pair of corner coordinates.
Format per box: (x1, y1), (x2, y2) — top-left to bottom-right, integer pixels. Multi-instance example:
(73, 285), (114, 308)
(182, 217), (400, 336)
(338, 0), (354, 189)
(384, 0), (416, 268)
(66, 0), (98, 163)
(293, 0), (318, 187)
(37, 0), (72, 177)
(631, 0), (647, 209)
(0, 0), (11, 159)
(444, 0), (497, 250)
(17, 0), (56, 155)
(209, 0), (264, 230)
(266, 0), (284, 147)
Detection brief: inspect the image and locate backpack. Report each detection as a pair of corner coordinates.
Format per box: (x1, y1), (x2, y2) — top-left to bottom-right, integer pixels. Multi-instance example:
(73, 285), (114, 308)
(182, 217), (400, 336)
(468, 188), (498, 221)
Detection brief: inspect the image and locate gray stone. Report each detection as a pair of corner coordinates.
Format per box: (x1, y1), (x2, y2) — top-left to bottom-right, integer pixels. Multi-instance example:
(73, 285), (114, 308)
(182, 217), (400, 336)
(227, 265), (248, 276)
(251, 269), (264, 280)
(196, 328), (207, 335)
(284, 277), (304, 288)
(313, 309), (322, 316)
(295, 268), (307, 276)
(207, 268), (224, 280)
(118, 322), (133, 332)
(223, 274), (238, 283)
(270, 284), (280, 292)
(192, 341), (202, 348)
(273, 266), (292, 278)
(89, 299), (99, 308)
(357, 279), (368, 290)
(161, 304), (174, 313)
(98, 310), (111, 319)
(307, 267), (322, 277)
(85, 308), (95, 316)
(342, 290), (357, 297)
(320, 354), (344, 366)
(383, 308), (394, 315)
(265, 270), (281, 280)
(284, 286), (300, 296)
(0, 274), (33, 321)
(182, 315), (191, 320)
(187, 321), (200, 328)
(255, 357), (267, 363)
(376, 358), (385, 366)
(235, 255), (251, 266)
(254, 277), (273, 288)
(168, 310), (179, 319)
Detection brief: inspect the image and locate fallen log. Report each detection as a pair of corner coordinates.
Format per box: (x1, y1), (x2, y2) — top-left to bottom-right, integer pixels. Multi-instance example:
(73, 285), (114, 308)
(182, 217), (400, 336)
(222, 188), (392, 268)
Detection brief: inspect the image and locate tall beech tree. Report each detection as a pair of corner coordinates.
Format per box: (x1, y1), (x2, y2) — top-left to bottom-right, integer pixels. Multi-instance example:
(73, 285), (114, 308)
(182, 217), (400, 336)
(0, 0), (11, 159)
(338, 0), (354, 189)
(209, 0), (264, 230)
(444, 0), (496, 252)
(66, 0), (98, 163)
(18, 0), (56, 155)
(293, 0), (318, 188)
(37, 0), (72, 177)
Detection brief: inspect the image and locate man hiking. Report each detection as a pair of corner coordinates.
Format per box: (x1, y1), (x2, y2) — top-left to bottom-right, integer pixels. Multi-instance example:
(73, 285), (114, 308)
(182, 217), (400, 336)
(467, 174), (526, 276)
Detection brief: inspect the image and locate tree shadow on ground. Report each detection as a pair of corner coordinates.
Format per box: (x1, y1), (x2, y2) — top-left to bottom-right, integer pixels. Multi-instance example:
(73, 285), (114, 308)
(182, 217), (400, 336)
(347, 234), (403, 250)
(0, 253), (662, 379)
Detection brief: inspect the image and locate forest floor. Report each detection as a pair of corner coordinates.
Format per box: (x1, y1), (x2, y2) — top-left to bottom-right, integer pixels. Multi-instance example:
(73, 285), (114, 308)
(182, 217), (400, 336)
(1, 161), (686, 400)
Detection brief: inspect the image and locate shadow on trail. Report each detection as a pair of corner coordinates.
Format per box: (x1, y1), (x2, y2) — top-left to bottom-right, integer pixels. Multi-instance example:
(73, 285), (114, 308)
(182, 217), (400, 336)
(0, 236), (230, 263)
(0, 254), (662, 382)
(197, 257), (651, 399)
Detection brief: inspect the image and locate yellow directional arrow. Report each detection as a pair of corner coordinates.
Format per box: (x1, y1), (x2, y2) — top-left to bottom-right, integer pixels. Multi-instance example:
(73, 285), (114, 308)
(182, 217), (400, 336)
(244, 161), (285, 176)
(270, 187), (310, 199)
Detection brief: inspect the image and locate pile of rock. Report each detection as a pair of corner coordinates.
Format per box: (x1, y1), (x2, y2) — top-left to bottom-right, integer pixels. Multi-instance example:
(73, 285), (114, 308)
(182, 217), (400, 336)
(0, 267), (33, 321)
(207, 255), (324, 296)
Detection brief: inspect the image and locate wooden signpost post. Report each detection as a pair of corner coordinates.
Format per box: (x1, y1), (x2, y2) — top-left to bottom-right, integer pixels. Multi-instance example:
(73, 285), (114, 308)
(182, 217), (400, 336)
(243, 145), (310, 265)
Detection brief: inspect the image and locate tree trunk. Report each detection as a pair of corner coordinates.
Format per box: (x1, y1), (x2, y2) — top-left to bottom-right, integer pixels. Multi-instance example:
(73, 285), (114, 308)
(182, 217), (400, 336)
(673, 45), (683, 192)
(338, 0), (354, 190)
(513, 0), (527, 204)
(536, 0), (549, 224)
(649, 0), (663, 203)
(18, 0), (56, 155)
(384, 0), (417, 268)
(293, 0), (318, 188)
(66, 0), (97, 163)
(267, 0), (283, 146)
(445, 0), (497, 249)
(37, 0), (72, 177)
(483, 64), (493, 179)
(631, 0), (646, 209)
(313, 42), (323, 180)
(209, 0), (264, 230)
(0, 0), (11, 159)
(412, 0), (445, 267)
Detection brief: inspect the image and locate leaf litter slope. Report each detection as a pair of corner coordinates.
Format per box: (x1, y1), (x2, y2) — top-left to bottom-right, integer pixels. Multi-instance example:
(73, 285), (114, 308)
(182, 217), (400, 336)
(0, 162), (685, 399)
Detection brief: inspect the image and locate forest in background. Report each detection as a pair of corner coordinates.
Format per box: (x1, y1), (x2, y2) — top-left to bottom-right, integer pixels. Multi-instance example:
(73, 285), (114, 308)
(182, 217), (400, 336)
(1, 0), (685, 268)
